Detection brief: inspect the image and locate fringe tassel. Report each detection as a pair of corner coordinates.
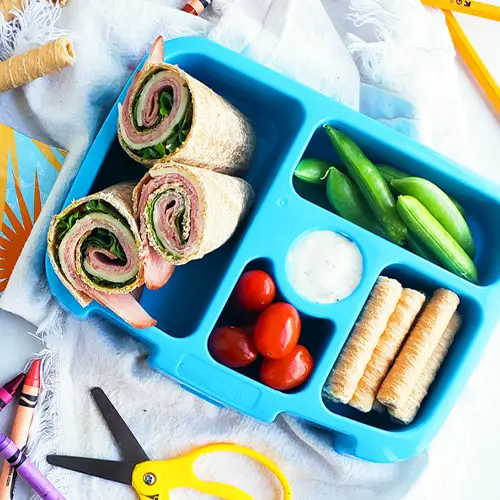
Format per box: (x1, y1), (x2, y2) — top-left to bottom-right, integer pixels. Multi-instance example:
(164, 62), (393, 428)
(24, 307), (70, 500)
(344, 0), (449, 104)
(346, 0), (413, 92)
(0, 0), (67, 61)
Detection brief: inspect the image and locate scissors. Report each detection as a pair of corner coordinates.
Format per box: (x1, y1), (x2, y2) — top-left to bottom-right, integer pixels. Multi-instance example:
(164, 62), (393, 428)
(46, 388), (292, 500)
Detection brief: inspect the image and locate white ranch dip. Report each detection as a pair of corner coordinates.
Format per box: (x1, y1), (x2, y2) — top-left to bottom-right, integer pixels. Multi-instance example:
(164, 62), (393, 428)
(287, 230), (363, 304)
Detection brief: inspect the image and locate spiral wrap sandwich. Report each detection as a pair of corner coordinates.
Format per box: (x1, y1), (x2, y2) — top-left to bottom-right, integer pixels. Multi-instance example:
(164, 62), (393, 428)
(48, 183), (155, 329)
(133, 163), (254, 289)
(118, 37), (255, 174)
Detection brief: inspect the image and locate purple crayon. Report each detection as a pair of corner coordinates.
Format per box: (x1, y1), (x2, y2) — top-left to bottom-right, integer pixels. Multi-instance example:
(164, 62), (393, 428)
(0, 435), (65, 500)
(0, 373), (25, 411)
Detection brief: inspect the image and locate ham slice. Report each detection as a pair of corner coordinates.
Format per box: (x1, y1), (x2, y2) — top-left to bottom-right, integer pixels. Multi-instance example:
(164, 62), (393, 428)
(143, 246), (175, 290)
(147, 36), (164, 65)
(91, 290), (156, 330)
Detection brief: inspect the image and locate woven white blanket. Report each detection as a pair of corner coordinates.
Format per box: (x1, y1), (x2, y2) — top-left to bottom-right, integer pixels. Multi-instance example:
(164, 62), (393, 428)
(0, 0), (468, 498)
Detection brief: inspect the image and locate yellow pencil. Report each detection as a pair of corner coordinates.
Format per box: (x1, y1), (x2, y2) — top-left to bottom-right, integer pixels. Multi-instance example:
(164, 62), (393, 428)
(444, 10), (500, 114)
(422, 0), (500, 22)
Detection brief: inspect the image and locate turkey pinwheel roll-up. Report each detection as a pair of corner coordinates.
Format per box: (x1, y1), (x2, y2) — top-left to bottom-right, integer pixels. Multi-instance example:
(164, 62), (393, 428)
(47, 183), (156, 329)
(133, 163), (254, 290)
(118, 37), (255, 174)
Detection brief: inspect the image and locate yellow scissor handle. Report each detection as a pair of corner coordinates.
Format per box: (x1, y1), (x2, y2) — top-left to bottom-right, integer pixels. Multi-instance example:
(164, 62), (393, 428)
(131, 443), (292, 500)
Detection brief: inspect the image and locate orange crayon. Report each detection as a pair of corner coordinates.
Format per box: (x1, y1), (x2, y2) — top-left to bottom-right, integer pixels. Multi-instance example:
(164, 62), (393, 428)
(182, 0), (212, 16)
(0, 360), (41, 500)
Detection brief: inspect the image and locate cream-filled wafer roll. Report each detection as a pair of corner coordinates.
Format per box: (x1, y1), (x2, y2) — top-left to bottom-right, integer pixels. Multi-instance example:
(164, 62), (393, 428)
(349, 288), (426, 412)
(0, 37), (75, 93)
(323, 277), (403, 404)
(377, 288), (459, 408)
(0, 0), (69, 21)
(0, 0), (20, 20)
(389, 313), (462, 424)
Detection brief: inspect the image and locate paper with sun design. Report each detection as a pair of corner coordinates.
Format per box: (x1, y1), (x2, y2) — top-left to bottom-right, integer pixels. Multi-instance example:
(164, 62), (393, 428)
(0, 122), (65, 293)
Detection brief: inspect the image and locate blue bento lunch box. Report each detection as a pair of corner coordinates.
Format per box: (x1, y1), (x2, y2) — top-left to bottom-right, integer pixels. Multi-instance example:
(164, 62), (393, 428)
(46, 37), (500, 463)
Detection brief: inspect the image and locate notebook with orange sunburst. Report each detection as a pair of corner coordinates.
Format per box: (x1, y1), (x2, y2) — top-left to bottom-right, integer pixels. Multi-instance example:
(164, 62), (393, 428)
(0, 122), (65, 294)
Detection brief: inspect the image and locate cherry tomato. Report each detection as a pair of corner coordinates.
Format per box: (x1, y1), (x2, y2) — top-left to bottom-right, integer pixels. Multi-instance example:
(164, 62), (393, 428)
(260, 345), (314, 391)
(208, 326), (258, 368)
(254, 302), (301, 359)
(234, 270), (276, 312)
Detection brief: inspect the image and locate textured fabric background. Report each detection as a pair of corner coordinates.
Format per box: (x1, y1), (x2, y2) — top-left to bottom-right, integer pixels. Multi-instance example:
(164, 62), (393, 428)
(0, 1), (470, 498)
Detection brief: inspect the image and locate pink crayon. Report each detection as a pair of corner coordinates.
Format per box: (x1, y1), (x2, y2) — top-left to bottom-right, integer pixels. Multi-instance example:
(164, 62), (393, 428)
(0, 360), (42, 500)
(0, 374), (25, 411)
(0, 435), (65, 500)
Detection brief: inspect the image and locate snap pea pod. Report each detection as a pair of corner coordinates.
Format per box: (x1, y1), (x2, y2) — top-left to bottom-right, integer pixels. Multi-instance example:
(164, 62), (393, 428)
(397, 196), (478, 284)
(376, 164), (408, 183)
(377, 164), (466, 217)
(392, 177), (475, 259)
(326, 167), (386, 237)
(324, 125), (407, 245)
(294, 158), (330, 184)
(407, 232), (438, 264)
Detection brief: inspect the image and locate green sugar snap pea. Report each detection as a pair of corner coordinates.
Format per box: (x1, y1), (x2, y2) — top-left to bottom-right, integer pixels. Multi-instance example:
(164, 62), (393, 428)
(392, 177), (475, 259)
(294, 158), (330, 184)
(326, 167), (385, 237)
(397, 196), (478, 284)
(376, 164), (408, 184)
(407, 232), (438, 264)
(324, 125), (407, 245)
(377, 164), (466, 217)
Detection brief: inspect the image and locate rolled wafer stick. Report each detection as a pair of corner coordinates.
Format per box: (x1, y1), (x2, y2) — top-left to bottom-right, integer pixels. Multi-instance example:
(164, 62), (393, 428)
(0, 36), (75, 93)
(323, 277), (403, 404)
(389, 313), (462, 424)
(0, 0), (21, 21)
(0, 0), (68, 22)
(349, 288), (426, 412)
(377, 288), (459, 408)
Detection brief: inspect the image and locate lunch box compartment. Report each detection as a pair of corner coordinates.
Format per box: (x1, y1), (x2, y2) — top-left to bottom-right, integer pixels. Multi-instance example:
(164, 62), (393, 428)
(295, 120), (500, 287)
(66, 53), (307, 338)
(46, 38), (500, 463)
(136, 54), (309, 337)
(320, 262), (480, 431)
(211, 258), (335, 393)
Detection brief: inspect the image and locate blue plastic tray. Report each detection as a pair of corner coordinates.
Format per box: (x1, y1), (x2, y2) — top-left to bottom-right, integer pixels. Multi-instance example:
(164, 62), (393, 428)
(46, 37), (500, 463)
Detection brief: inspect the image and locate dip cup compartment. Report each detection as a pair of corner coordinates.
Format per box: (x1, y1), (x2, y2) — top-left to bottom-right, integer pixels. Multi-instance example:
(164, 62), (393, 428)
(286, 229), (363, 305)
(294, 119), (500, 287)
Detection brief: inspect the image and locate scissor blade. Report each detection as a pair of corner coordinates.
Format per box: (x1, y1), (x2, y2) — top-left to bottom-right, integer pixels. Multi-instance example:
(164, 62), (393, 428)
(91, 387), (150, 464)
(46, 455), (135, 485)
